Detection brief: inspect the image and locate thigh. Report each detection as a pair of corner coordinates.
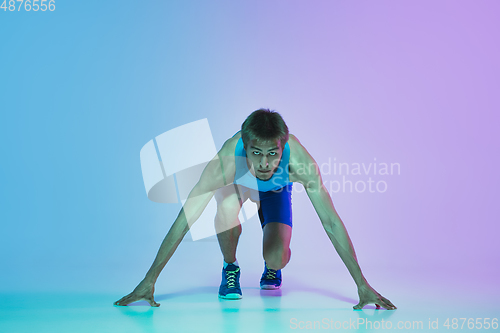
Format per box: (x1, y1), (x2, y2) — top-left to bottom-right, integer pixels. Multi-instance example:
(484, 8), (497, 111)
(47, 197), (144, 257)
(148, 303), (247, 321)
(214, 185), (246, 229)
(258, 184), (293, 229)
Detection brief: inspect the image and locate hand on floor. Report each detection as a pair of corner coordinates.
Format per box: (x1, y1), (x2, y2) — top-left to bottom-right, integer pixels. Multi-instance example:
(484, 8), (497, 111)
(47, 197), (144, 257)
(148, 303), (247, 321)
(354, 284), (396, 310)
(114, 280), (160, 307)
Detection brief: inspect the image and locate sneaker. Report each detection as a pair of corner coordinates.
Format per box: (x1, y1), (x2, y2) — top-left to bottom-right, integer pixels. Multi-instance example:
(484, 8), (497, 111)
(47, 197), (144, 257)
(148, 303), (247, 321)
(218, 263), (242, 299)
(260, 263), (282, 290)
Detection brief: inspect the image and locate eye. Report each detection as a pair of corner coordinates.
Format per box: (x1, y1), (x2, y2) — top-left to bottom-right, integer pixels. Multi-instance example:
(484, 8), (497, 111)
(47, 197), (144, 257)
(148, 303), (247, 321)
(253, 151), (260, 155)
(269, 152), (277, 156)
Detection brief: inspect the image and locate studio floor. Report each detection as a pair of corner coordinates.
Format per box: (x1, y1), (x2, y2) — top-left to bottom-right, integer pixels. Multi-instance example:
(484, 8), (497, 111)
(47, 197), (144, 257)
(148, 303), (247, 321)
(1, 265), (498, 333)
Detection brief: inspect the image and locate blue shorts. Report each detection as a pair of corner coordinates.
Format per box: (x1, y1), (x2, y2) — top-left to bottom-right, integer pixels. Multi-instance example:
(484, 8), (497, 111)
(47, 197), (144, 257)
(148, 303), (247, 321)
(215, 184), (293, 228)
(257, 184), (293, 228)
(237, 184), (293, 229)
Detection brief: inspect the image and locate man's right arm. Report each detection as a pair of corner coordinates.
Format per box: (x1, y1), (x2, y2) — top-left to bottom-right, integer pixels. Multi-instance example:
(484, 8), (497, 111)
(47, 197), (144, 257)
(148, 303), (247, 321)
(114, 136), (237, 306)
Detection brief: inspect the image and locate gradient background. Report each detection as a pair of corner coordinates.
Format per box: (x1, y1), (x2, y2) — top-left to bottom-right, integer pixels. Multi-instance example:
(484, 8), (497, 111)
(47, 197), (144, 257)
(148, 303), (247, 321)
(1, 0), (499, 314)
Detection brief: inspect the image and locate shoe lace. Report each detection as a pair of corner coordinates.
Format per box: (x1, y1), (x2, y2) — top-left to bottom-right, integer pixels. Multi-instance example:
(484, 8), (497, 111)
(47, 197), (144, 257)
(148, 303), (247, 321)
(265, 268), (277, 280)
(226, 267), (239, 288)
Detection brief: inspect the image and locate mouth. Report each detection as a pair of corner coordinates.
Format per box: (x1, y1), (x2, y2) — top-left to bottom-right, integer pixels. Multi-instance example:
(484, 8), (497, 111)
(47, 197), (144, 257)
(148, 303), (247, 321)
(258, 170), (271, 174)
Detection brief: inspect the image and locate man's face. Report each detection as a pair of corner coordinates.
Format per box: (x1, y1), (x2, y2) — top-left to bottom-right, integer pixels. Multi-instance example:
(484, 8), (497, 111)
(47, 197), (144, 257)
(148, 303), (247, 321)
(244, 138), (283, 181)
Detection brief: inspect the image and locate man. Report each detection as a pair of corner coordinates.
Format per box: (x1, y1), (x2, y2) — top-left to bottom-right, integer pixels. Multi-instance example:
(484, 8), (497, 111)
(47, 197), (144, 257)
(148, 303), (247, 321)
(114, 109), (396, 310)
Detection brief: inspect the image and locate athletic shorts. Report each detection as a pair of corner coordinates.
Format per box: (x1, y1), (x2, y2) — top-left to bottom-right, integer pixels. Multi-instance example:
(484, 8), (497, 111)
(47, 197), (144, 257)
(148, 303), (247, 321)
(214, 184), (293, 228)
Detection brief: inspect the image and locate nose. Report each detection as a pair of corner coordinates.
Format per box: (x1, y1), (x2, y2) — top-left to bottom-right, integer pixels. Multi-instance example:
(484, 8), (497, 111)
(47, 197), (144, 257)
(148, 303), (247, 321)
(260, 156), (268, 168)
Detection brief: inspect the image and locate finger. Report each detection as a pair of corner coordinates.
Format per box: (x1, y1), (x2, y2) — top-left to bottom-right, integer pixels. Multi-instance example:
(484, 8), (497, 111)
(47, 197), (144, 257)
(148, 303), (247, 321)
(379, 299), (396, 310)
(147, 300), (160, 307)
(114, 294), (134, 306)
(379, 297), (396, 310)
(353, 301), (367, 310)
(384, 298), (397, 309)
(377, 302), (392, 310)
(114, 298), (130, 306)
(114, 297), (128, 306)
(146, 297), (160, 307)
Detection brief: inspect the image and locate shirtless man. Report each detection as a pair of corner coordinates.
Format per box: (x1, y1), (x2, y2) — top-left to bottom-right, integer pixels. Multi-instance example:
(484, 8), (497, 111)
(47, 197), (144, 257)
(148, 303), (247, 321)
(114, 109), (396, 310)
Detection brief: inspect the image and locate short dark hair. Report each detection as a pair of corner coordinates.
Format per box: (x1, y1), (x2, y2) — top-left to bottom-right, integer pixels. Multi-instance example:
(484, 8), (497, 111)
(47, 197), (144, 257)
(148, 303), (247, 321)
(241, 109), (289, 149)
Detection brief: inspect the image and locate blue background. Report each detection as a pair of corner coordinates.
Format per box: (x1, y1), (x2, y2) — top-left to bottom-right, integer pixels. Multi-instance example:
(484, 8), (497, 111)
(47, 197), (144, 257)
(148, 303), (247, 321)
(1, 0), (499, 298)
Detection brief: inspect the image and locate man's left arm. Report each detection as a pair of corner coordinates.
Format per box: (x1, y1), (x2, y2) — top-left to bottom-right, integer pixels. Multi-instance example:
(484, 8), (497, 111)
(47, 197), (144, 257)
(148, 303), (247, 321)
(289, 137), (396, 310)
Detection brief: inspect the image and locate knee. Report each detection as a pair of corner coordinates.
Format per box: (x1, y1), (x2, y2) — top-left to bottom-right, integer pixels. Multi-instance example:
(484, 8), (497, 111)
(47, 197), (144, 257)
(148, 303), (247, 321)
(215, 212), (241, 235)
(263, 247), (290, 270)
(215, 206), (240, 226)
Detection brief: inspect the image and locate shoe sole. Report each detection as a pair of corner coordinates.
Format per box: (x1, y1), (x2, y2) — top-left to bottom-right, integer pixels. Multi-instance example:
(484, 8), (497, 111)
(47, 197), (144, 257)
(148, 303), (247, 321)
(218, 293), (242, 300)
(260, 284), (281, 290)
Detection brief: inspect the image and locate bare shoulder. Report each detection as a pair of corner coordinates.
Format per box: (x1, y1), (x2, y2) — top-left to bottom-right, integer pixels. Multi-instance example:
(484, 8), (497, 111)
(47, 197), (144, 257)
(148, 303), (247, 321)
(218, 131), (241, 156)
(288, 133), (320, 183)
(211, 131), (240, 185)
(195, 131), (240, 192)
(288, 133), (312, 163)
